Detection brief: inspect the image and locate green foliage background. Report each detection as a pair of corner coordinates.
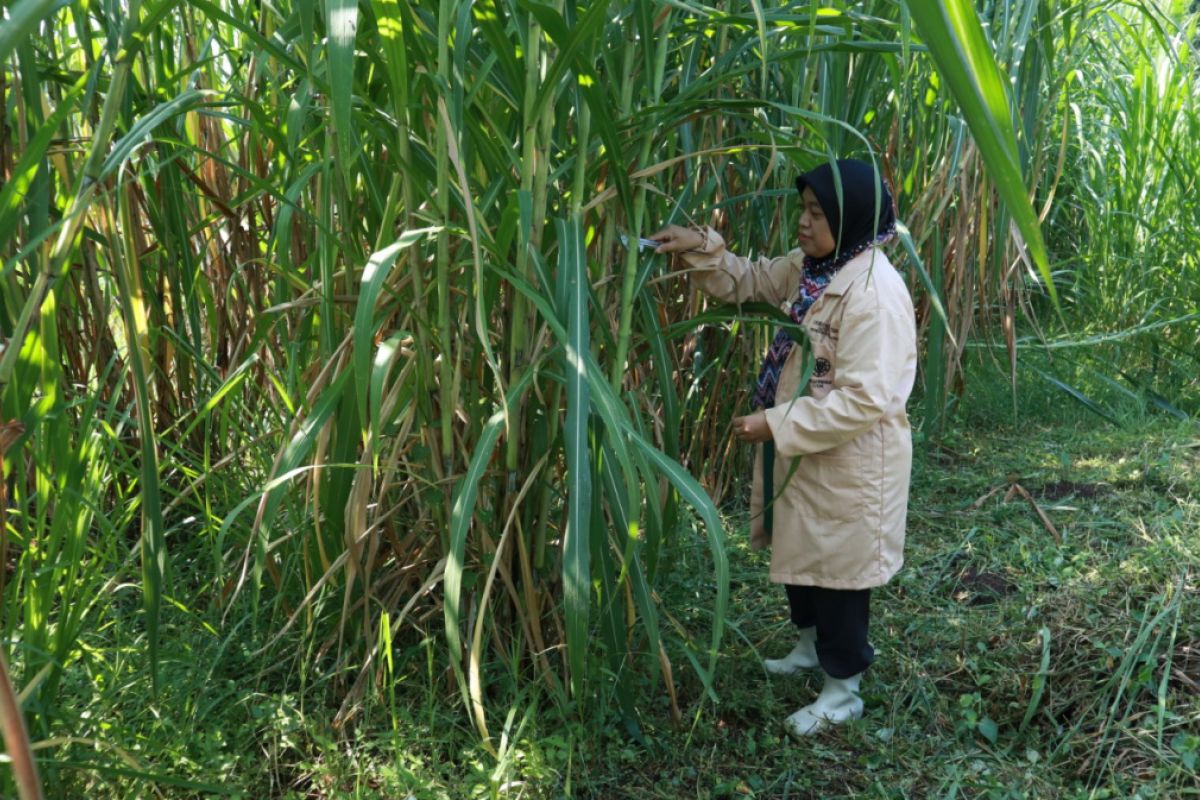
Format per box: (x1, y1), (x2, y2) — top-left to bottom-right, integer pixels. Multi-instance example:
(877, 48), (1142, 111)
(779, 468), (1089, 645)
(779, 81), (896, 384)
(0, 0), (1197, 795)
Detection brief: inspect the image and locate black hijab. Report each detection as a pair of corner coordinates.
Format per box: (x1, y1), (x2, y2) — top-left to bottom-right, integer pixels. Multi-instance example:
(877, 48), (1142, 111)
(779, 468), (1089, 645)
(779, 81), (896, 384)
(795, 159), (896, 260)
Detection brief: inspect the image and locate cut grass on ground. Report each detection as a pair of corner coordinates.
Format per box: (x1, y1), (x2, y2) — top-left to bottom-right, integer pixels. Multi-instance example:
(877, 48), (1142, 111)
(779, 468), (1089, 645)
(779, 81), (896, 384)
(572, 418), (1199, 799)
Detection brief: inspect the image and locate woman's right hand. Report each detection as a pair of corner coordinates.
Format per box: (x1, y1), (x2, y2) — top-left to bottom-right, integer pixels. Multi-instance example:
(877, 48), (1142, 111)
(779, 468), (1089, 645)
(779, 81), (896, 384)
(649, 225), (705, 254)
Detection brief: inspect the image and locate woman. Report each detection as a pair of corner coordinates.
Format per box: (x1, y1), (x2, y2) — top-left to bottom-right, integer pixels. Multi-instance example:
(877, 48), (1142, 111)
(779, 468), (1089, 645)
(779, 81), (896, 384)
(651, 158), (917, 737)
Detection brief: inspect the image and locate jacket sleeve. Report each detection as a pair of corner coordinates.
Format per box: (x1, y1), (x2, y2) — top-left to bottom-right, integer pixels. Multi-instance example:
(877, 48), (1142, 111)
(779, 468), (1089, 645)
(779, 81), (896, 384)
(678, 226), (802, 307)
(762, 305), (913, 457)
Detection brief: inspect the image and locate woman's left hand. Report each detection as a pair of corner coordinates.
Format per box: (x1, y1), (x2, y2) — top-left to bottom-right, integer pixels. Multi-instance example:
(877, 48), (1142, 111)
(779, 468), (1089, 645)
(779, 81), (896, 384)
(732, 413), (772, 443)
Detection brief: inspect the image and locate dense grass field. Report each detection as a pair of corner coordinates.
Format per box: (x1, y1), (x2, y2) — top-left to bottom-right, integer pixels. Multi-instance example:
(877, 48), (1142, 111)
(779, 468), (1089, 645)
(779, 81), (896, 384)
(40, 395), (1198, 798)
(3, 0), (1199, 796)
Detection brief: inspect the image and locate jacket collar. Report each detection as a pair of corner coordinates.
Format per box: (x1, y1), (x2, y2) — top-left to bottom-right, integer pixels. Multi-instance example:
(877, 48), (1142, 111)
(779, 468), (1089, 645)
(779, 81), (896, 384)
(822, 248), (885, 297)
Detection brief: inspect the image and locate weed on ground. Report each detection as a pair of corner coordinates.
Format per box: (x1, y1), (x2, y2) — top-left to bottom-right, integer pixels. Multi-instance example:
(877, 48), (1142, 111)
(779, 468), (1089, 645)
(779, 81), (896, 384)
(592, 417), (1199, 800)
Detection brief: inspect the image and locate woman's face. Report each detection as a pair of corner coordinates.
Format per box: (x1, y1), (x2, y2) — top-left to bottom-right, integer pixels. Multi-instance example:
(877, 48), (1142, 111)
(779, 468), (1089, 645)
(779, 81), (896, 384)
(797, 187), (836, 258)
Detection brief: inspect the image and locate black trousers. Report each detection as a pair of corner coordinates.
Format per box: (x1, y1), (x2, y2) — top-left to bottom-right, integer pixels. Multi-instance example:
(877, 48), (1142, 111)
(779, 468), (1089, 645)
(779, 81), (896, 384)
(785, 584), (874, 678)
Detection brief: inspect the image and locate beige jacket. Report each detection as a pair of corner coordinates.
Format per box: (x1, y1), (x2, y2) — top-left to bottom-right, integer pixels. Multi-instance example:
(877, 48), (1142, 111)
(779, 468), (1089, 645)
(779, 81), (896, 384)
(683, 228), (917, 589)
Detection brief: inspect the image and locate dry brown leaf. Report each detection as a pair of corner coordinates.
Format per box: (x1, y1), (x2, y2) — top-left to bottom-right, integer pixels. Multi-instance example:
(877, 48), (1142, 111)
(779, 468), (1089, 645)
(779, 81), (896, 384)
(1009, 483), (1062, 544)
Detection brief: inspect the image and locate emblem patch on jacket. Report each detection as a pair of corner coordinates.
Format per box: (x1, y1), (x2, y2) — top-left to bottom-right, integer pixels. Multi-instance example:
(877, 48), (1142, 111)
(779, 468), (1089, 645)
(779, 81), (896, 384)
(814, 357), (831, 377)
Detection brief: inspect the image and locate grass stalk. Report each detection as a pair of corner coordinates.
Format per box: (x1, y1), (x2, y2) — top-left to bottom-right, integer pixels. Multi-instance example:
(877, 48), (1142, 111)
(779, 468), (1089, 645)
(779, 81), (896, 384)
(110, 183), (166, 690)
(0, 649), (43, 800)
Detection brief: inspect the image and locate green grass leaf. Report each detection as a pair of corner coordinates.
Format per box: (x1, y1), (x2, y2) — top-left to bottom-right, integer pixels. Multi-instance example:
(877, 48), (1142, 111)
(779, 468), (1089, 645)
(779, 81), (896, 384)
(905, 0), (1055, 301)
(352, 229), (438, 430)
(629, 437), (728, 703)
(0, 74), (87, 255)
(559, 216), (591, 699)
(326, 0), (359, 182)
(444, 370), (535, 704)
(0, 0), (61, 66)
(99, 90), (206, 179)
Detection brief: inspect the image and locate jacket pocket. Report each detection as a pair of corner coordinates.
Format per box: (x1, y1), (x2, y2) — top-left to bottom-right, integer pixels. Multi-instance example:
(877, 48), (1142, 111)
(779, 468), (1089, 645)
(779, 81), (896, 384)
(784, 452), (865, 523)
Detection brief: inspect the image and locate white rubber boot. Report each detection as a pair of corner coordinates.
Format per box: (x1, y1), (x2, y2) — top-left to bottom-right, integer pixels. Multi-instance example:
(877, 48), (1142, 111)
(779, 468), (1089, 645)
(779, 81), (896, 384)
(763, 627), (819, 675)
(783, 671), (864, 737)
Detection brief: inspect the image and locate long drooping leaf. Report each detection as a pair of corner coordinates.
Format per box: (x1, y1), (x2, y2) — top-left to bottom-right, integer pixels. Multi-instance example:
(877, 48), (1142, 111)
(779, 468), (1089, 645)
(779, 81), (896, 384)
(629, 436), (728, 702)
(98, 90), (206, 178)
(444, 414), (504, 700)
(558, 216), (591, 699)
(904, 0), (1055, 300)
(111, 186), (166, 691)
(444, 370), (535, 703)
(352, 228), (439, 429)
(1032, 367), (1122, 427)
